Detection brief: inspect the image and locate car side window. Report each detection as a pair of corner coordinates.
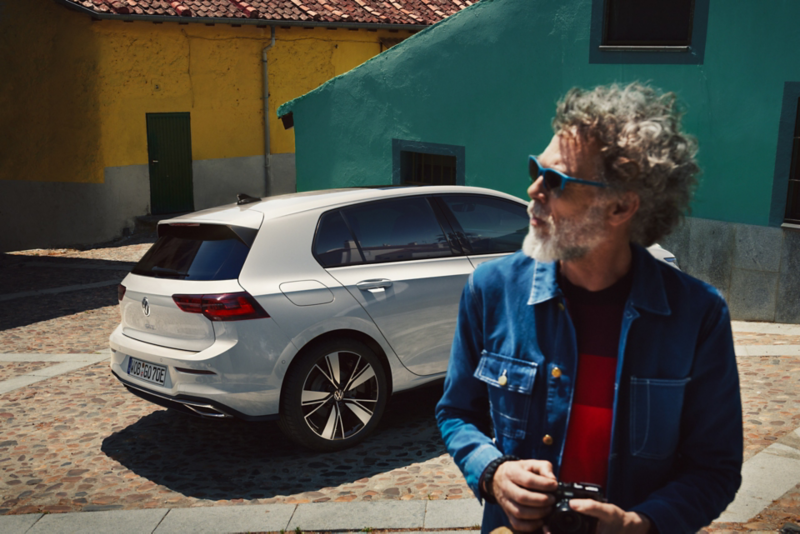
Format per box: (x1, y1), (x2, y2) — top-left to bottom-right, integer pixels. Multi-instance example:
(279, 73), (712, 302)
(313, 210), (364, 268)
(341, 197), (453, 264)
(440, 195), (529, 255)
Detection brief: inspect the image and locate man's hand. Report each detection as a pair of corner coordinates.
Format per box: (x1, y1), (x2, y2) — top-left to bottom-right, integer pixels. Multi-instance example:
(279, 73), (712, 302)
(566, 499), (652, 534)
(491, 460), (559, 532)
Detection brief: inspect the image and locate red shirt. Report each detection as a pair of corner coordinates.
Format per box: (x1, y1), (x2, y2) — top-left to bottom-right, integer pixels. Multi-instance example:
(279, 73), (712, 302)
(558, 268), (632, 486)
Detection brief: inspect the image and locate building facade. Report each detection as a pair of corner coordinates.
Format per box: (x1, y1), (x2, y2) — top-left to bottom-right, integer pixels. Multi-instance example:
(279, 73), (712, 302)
(0, 0), (467, 251)
(278, 0), (800, 322)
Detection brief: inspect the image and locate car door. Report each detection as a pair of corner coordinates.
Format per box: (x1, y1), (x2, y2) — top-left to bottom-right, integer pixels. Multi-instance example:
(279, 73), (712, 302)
(435, 194), (530, 268)
(320, 196), (473, 377)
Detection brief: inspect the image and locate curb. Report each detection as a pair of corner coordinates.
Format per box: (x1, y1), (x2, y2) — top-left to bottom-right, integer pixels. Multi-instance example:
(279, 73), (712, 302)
(0, 499), (484, 534)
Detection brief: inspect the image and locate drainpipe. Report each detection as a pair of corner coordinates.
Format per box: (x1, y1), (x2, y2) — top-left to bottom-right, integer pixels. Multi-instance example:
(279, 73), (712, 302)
(263, 26), (276, 197)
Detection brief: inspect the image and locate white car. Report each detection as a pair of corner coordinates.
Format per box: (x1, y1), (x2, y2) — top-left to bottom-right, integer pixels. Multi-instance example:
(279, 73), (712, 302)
(110, 186), (677, 450)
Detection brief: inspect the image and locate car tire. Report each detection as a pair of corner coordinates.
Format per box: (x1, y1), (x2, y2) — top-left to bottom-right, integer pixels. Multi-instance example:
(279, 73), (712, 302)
(278, 338), (389, 451)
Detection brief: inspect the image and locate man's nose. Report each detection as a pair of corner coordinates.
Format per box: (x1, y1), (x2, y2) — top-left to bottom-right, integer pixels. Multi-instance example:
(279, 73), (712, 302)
(528, 175), (548, 202)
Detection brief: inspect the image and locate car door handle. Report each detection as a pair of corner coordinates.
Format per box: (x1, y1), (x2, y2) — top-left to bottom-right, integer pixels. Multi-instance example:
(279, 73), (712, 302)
(356, 279), (393, 290)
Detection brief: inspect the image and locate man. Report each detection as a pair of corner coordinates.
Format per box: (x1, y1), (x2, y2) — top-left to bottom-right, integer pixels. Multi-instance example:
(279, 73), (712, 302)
(435, 83), (742, 534)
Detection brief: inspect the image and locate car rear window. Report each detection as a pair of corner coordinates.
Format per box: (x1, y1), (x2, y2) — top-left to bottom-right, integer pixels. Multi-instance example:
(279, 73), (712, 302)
(132, 224), (257, 280)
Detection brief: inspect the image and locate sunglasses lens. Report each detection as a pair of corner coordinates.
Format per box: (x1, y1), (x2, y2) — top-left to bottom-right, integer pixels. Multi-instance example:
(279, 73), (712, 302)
(529, 158), (539, 182)
(542, 170), (562, 191)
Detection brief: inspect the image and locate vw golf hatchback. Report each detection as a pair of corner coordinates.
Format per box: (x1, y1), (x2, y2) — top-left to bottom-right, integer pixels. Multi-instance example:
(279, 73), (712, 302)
(110, 186), (676, 450)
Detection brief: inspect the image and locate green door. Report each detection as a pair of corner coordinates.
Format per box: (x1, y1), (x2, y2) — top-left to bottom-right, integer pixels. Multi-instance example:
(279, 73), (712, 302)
(146, 113), (194, 215)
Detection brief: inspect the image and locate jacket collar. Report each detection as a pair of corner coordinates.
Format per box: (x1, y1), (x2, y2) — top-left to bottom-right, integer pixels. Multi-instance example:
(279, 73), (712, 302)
(526, 243), (671, 316)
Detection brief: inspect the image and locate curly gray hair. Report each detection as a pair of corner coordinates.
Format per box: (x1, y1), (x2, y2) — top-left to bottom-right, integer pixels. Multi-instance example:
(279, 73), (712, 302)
(552, 82), (699, 246)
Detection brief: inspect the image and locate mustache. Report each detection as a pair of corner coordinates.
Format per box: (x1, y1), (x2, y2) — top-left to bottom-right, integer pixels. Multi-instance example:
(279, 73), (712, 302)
(528, 202), (550, 219)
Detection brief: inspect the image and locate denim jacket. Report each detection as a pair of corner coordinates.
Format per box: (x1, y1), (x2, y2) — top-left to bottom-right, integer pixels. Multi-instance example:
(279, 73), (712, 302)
(435, 244), (742, 534)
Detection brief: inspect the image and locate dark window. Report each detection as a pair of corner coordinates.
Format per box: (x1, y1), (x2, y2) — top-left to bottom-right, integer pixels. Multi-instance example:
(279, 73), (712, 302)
(393, 139), (465, 186)
(313, 211), (364, 268)
(401, 152), (457, 186)
(132, 224), (255, 280)
(786, 98), (800, 224)
(604, 0), (694, 47)
(340, 197), (453, 264)
(440, 195), (529, 255)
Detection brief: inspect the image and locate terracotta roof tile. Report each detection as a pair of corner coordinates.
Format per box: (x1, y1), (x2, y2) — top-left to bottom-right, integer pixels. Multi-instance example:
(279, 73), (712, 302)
(63, 0), (471, 25)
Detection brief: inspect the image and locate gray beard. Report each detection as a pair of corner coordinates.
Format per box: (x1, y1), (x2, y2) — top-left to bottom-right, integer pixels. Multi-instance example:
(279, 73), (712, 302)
(521, 202), (608, 263)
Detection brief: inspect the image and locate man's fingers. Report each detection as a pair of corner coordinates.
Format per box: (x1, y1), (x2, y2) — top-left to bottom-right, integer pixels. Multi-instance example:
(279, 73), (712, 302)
(499, 494), (552, 520)
(567, 498), (615, 520)
(501, 461), (558, 494)
(519, 459), (557, 480)
(503, 481), (554, 507)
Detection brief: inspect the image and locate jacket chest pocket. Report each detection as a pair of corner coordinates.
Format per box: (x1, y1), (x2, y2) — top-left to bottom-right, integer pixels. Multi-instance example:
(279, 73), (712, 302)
(474, 351), (538, 440)
(630, 376), (691, 460)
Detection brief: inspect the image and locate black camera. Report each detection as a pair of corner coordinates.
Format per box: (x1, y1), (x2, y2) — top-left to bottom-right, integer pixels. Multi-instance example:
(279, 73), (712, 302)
(546, 482), (605, 534)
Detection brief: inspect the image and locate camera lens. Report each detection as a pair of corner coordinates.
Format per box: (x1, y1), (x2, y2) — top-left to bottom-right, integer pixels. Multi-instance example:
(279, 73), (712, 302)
(549, 501), (584, 534)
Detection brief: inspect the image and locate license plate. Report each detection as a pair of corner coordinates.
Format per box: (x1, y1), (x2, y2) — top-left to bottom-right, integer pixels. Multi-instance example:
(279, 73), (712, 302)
(127, 357), (167, 386)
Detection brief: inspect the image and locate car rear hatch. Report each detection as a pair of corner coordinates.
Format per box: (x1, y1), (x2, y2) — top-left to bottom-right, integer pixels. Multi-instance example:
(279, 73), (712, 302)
(120, 216), (263, 351)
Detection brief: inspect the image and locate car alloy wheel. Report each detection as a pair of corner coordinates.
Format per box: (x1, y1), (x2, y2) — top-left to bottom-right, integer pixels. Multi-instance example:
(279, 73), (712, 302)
(279, 338), (388, 451)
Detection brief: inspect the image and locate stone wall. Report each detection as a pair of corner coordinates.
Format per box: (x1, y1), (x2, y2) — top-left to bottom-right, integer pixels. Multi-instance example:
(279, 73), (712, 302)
(660, 217), (800, 323)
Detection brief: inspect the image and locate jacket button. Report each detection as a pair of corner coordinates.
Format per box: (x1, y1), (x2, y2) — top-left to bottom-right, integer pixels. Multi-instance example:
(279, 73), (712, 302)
(551, 367), (561, 378)
(498, 374), (508, 386)
(542, 434), (554, 446)
(558, 302), (565, 311)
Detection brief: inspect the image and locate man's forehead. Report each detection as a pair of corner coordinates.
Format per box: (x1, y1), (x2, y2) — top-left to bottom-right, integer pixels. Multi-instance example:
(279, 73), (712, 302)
(541, 130), (601, 177)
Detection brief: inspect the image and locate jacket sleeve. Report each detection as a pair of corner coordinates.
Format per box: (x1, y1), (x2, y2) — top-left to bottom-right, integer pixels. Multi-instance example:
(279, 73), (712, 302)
(631, 296), (743, 533)
(435, 273), (503, 500)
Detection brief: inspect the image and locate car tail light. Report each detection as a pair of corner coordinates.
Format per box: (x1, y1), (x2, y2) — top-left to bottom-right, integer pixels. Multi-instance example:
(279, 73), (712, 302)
(172, 292), (269, 321)
(118, 284), (126, 302)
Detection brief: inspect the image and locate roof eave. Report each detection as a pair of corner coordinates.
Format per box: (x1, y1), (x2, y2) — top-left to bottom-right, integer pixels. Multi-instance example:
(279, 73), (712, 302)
(52, 0), (430, 31)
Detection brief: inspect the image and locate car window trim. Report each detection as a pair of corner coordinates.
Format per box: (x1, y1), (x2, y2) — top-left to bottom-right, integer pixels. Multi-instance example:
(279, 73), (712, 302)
(340, 195), (460, 266)
(311, 209), (366, 268)
(428, 196), (465, 256)
(433, 194), (475, 255)
(435, 194), (530, 256)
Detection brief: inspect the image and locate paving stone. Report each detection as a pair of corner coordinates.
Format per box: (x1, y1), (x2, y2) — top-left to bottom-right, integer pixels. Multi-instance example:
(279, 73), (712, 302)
(155, 503), (296, 533)
(26, 509), (167, 534)
(5, 236), (800, 533)
(424, 498), (483, 528)
(717, 445), (800, 523)
(288, 501), (426, 530)
(0, 513), (42, 533)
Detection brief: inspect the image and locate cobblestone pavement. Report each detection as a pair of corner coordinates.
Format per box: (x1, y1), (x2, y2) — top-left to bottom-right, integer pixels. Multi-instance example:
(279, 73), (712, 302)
(2, 238), (800, 532)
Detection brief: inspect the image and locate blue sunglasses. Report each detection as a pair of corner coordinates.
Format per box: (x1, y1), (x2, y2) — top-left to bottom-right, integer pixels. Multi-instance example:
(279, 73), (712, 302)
(529, 155), (607, 196)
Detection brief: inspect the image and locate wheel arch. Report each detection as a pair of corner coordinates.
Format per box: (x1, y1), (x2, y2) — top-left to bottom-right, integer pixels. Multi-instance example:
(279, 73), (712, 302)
(279, 329), (394, 411)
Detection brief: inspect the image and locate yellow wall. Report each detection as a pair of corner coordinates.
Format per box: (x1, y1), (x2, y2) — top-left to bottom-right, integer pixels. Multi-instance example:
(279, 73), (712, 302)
(0, 0), (412, 183)
(0, 0), (101, 184)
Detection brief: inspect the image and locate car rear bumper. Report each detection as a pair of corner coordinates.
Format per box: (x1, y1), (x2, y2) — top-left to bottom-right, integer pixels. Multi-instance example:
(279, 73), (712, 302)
(109, 322), (290, 418)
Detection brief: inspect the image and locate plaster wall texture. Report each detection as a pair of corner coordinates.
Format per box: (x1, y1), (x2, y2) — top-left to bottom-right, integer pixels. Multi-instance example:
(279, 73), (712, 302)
(281, 0), (800, 228)
(1, 0), (407, 249)
(660, 217), (800, 323)
(0, 166), (149, 252)
(192, 155), (266, 211)
(270, 153), (297, 195)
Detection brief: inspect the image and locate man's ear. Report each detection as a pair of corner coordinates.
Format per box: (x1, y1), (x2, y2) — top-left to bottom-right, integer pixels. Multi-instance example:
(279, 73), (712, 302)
(607, 191), (640, 226)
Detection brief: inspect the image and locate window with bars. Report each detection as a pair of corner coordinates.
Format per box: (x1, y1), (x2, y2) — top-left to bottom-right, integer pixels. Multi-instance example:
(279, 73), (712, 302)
(400, 152), (457, 186)
(786, 98), (800, 224)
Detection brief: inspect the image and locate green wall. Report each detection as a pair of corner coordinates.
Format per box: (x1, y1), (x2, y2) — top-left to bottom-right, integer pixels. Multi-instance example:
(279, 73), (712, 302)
(279, 0), (800, 227)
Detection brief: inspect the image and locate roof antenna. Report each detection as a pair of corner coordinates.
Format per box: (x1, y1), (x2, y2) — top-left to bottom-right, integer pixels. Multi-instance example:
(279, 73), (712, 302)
(237, 193), (261, 205)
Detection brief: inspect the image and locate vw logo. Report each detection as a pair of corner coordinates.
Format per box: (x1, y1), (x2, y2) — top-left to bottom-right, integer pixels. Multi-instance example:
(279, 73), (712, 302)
(142, 297), (151, 317)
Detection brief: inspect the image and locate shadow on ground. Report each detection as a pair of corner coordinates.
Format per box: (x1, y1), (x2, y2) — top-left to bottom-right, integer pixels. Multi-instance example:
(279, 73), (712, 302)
(0, 254), (133, 330)
(101, 382), (448, 501)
